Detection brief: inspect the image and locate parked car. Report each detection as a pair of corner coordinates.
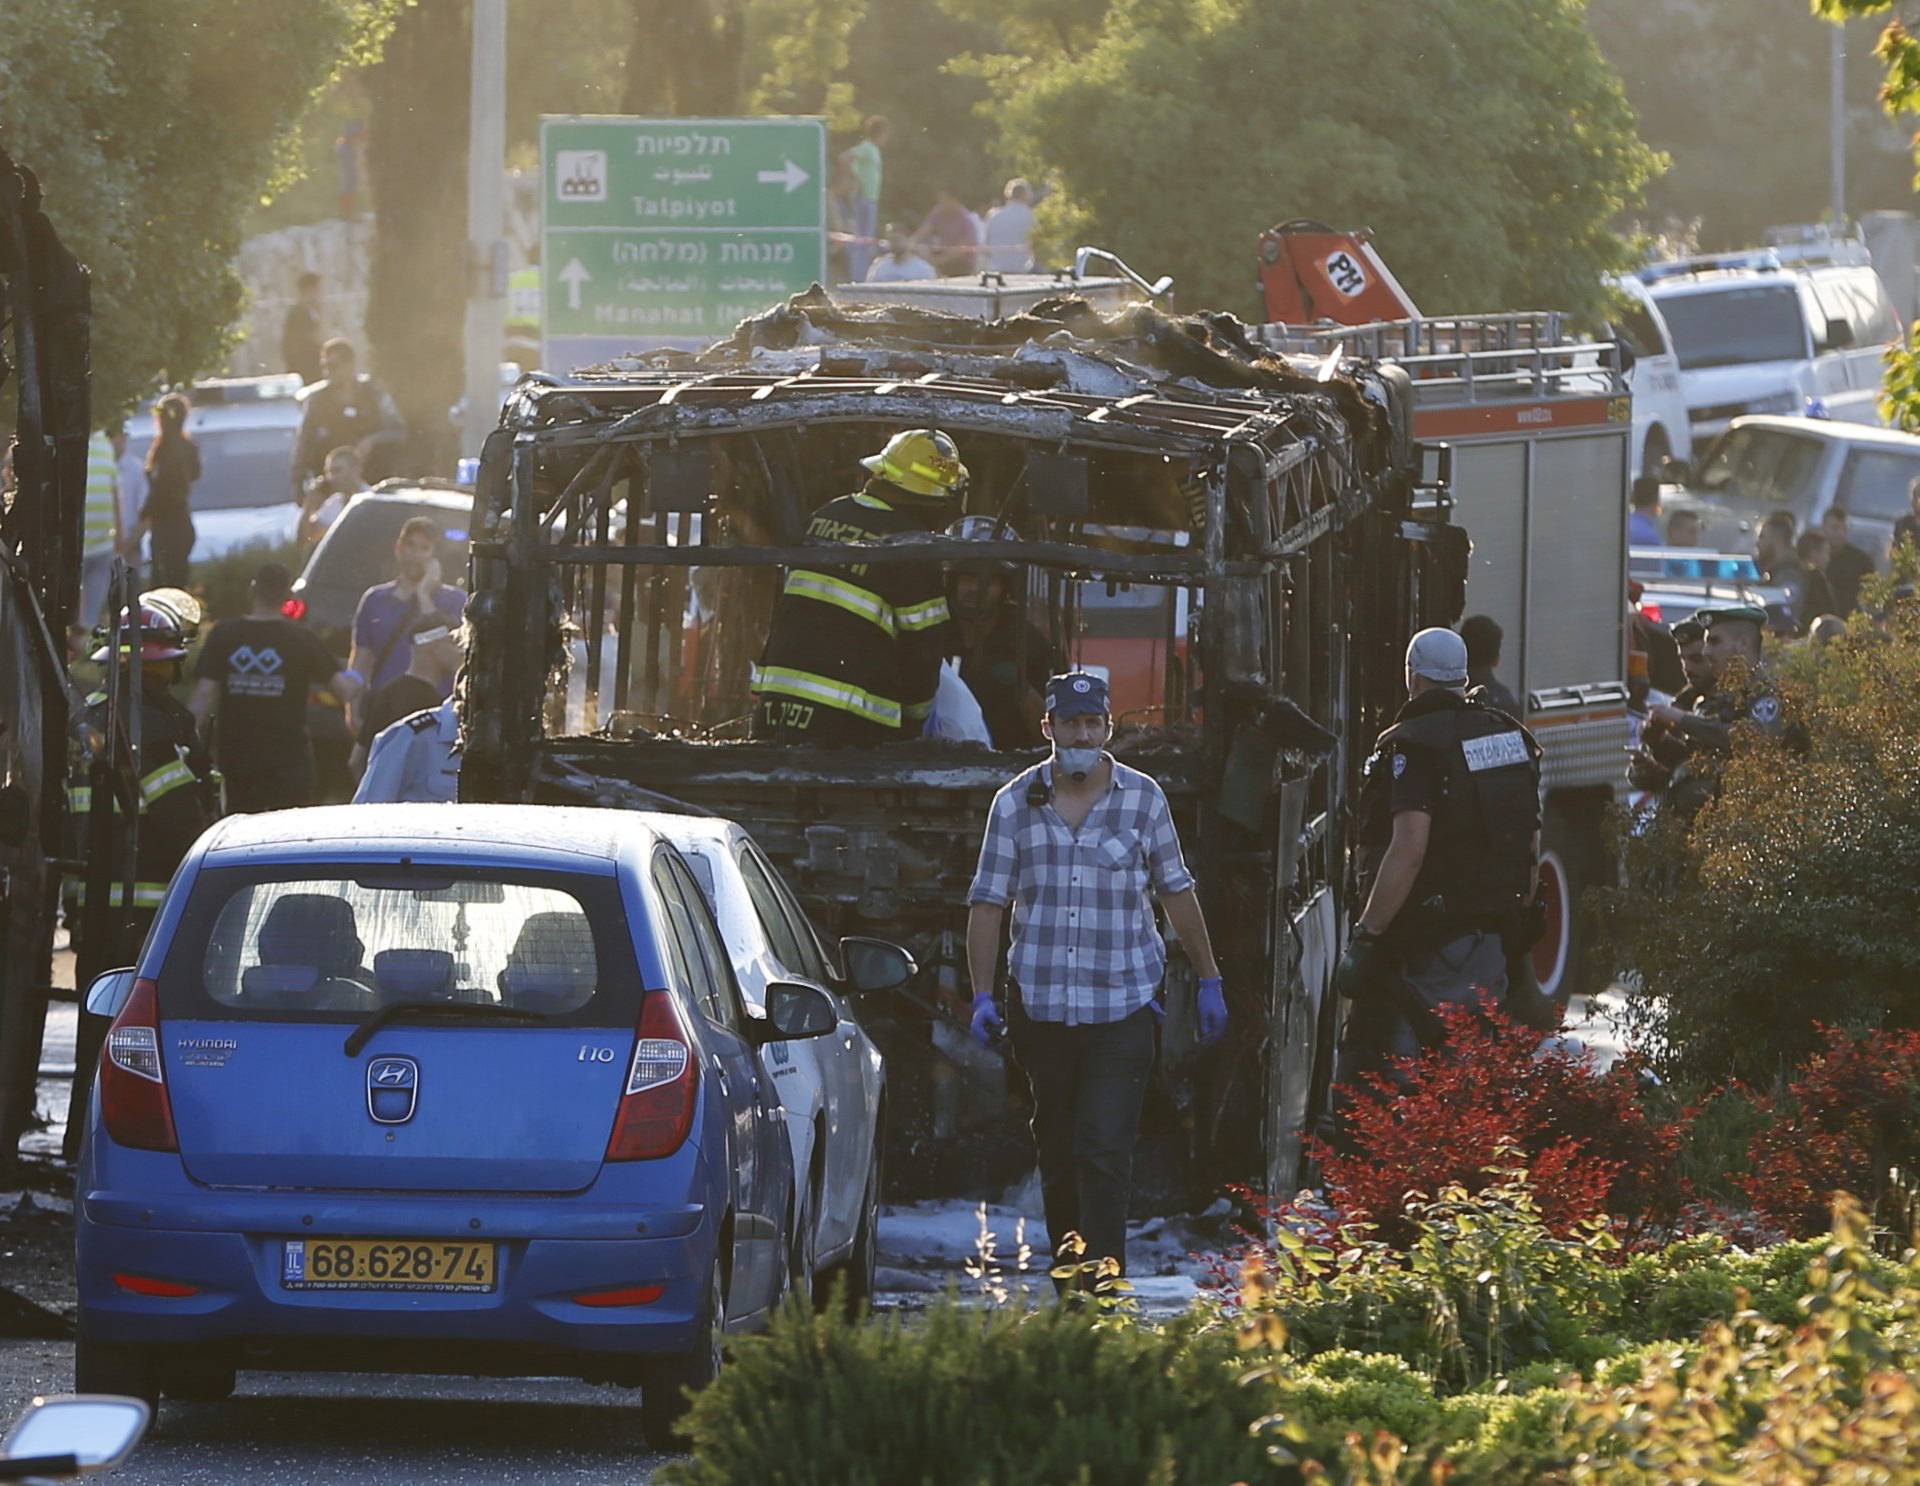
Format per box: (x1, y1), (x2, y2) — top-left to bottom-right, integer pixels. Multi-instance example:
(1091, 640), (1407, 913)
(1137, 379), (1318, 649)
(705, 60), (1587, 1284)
(289, 483), (473, 799)
(1665, 415), (1920, 564)
(1640, 238), (1899, 440)
(1606, 272), (1694, 481)
(74, 804), (832, 1445)
(655, 816), (906, 1305)
(124, 374), (305, 561)
(1629, 547), (1791, 631)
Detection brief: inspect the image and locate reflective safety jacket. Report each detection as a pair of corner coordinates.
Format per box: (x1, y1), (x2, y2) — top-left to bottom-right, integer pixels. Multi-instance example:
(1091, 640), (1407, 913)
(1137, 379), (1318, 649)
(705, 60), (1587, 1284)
(65, 690), (218, 913)
(754, 488), (952, 732)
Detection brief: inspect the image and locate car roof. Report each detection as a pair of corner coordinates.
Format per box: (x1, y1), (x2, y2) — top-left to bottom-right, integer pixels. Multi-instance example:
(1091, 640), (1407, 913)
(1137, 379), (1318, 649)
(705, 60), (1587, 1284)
(636, 814), (743, 850)
(339, 486), (475, 514)
(1721, 415), (1920, 451)
(198, 804), (651, 873)
(1645, 271), (1807, 299)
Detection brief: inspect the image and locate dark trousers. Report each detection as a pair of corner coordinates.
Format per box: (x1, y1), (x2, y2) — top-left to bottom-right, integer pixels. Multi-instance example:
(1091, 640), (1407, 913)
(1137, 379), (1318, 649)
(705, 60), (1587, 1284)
(1010, 1001), (1157, 1277)
(224, 750), (315, 814)
(149, 517), (195, 588)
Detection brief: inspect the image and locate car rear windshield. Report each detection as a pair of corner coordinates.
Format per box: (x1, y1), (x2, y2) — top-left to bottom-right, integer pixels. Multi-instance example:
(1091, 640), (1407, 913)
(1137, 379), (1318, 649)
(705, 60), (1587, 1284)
(1657, 285), (1808, 370)
(158, 864), (645, 1026)
(306, 501), (472, 594)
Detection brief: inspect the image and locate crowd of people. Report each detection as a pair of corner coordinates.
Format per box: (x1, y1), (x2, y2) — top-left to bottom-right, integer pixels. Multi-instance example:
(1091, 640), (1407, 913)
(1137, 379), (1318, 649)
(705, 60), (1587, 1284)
(826, 115), (1038, 285)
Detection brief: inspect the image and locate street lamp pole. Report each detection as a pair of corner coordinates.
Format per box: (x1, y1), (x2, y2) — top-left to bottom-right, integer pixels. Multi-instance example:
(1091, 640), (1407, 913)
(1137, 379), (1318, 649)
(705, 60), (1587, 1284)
(463, 0), (507, 459)
(1831, 21), (1847, 228)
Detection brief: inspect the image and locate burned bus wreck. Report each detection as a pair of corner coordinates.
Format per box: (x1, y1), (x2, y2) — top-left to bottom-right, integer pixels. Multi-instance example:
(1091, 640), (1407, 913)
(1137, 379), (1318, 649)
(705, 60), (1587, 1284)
(460, 292), (1467, 1197)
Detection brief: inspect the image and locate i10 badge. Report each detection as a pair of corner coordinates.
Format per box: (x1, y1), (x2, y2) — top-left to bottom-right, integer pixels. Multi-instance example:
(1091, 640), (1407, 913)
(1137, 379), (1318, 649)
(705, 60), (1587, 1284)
(578, 1045), (616, 1063)
(366, 1056), (419, 1124)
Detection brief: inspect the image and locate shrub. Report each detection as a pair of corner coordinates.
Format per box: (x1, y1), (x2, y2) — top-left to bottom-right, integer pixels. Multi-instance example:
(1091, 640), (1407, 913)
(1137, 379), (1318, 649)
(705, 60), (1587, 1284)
(190, 537), (306, 623)
(1741, 1024), (1920, 1238)
(1314, 1006), (1680, 1245)
(658, 1296), (1280, 1486)
(1594, 568), (1920, 1086)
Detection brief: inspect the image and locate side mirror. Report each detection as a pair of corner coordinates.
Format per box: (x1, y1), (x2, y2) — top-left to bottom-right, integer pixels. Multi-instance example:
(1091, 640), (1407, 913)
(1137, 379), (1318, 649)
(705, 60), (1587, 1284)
(1659, 454), (1691, 485)
(84, 970), (137, 1019)
(759, 982), (838, 1041)
(3, 1393), (150, 1473)
(841, 936), (916, 993)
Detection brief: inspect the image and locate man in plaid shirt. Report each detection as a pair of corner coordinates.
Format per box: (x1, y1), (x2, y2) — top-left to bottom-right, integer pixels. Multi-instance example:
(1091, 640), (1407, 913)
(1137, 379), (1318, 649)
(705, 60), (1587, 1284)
(966, 671), (1225, 1277)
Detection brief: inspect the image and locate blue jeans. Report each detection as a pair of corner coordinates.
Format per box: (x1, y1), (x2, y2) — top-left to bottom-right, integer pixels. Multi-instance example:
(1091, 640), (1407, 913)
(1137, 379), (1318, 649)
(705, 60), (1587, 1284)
(848, 198), (879, 282)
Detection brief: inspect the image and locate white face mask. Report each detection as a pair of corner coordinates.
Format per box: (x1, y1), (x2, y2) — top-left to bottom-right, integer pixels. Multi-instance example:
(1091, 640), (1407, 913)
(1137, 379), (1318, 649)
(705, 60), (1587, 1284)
(1053, 746), (1102, 781)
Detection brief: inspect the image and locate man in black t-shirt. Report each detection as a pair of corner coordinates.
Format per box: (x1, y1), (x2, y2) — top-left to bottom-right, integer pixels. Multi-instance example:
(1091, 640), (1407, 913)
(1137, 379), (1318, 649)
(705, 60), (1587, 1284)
(348, 613), (461, 780)
(189, 563), (364, 813)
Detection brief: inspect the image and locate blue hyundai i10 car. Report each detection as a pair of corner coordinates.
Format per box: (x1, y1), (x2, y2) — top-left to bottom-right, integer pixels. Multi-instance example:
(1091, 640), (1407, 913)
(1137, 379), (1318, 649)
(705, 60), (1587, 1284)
(74, 804), (834, 1444)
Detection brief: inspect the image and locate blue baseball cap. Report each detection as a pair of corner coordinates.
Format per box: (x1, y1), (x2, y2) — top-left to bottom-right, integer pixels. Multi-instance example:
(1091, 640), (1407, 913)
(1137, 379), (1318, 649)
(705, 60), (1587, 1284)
(1045, 671), (1109, 718)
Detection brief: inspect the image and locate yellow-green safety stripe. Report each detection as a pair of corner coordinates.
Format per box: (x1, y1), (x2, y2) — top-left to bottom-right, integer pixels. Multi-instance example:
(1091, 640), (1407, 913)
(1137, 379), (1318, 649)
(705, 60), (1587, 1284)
(64, 879), (169, 909)
(851, 493), (892, 510)
(895, 595), (950, 633)
(783, 570), (895, 636)
(68, 759), (196, 814)
(753, 665), (903, 728)
(903, 698), (934, 721)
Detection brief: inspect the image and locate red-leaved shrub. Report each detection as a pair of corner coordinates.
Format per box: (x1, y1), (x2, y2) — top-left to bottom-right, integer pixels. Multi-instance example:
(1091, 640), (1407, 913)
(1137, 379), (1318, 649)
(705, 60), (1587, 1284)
(1313, 1005), (1681, 1246)
(1740, 1024), (1920, 1237)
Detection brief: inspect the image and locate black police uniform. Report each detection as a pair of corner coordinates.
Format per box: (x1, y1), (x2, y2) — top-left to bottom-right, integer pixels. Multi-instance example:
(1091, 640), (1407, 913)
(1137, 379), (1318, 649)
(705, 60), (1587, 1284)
(1340, 687), (1542, 1069)
(290, 372), (404, 489)
(753, 486), (952, 744)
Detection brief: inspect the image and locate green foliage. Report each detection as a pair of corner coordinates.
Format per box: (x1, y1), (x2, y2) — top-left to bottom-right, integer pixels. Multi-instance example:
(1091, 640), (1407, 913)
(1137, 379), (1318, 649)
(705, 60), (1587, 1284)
(0, 0), (399, 424)
(973, 0), (1661, 318)
(657, 1295), (1280, 1486)
(1595, 585), (1920, 1085)
(188, 538), (308, 625)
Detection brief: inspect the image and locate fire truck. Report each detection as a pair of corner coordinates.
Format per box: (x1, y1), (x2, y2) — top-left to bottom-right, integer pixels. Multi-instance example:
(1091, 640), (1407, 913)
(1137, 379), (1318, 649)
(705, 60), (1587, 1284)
(1255, 312), (1632, 1001)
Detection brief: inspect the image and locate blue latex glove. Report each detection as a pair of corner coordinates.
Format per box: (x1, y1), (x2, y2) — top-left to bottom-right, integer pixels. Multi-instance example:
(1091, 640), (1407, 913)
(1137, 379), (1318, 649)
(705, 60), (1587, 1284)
(1196, 977), (1228, 1044)
(969, 992), (1005, 1047)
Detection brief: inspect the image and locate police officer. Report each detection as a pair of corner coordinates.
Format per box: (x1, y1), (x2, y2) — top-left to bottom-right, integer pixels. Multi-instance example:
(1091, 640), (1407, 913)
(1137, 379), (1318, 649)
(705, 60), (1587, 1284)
(289, 338), (405, 492)
(753, 429), (963, 745)
(1645, 604), (1783, 758)
(353, 695), (460, 803)
(1629, 615), (1712, 795)
(1330, 628), (1542, 1096)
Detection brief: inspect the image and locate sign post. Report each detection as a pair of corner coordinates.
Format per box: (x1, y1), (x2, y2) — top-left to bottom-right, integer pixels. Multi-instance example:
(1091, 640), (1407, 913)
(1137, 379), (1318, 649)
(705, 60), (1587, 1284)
(540, 115), (827, 372)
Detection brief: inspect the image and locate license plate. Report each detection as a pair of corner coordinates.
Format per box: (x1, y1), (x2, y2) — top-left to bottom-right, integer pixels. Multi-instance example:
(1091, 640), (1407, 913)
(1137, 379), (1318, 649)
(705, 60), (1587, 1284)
(281, 1238), (496, 1292)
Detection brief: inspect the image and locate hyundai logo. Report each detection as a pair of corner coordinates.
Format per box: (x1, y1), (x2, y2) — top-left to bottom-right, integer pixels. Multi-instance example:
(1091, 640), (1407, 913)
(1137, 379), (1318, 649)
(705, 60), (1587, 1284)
(366, 1056), (419, 1124)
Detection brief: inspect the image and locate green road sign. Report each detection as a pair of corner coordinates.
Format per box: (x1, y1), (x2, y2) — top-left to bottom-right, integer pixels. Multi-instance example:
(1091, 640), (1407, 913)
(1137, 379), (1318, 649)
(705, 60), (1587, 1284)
(540, 115), (827, 366)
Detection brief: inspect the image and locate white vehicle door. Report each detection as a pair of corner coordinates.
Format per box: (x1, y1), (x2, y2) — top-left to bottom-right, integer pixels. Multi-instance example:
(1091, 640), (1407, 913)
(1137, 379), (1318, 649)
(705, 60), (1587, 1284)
(737, 841), (870, 1254)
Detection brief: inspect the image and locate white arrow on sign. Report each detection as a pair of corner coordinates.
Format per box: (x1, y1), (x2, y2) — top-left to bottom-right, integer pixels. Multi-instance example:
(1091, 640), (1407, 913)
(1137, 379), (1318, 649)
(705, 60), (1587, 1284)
(558, 257), (592, 311)
(756, 159), (811, 194)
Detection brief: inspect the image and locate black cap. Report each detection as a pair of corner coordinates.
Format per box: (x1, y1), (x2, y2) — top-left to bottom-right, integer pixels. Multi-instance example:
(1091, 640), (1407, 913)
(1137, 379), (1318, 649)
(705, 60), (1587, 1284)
(1670, 618), (1705, 645)
(252, 563), (292, 601)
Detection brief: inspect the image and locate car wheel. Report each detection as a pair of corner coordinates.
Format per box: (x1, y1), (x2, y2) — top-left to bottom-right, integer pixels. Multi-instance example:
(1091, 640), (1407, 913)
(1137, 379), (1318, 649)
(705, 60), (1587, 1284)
(823, 1147), (880, 1313)
(787, 1177), (817, 1304)
(640, 1251), (725, 1451)
(74, 1333), (159, 1411)
(164, 1346), (237, 1403)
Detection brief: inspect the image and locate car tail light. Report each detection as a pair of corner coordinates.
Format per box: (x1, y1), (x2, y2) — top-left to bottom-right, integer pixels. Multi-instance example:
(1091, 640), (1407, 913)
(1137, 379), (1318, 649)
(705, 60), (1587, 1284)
(573, 1284), (665, 1308)
(100, 978), (178, 1152)
(606, 990), (698, 1162)
(1640, 601), (1664, 624)
(113, 1272), (199, 1298)
(281, 596), (308, 621)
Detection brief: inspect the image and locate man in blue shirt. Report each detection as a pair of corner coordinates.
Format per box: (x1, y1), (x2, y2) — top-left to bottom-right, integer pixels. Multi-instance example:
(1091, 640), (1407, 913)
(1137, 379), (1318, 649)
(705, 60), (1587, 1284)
(965, 671), (1225, 1280)
(347, 516), (465, 731)
(1628, 477), (1663, 546)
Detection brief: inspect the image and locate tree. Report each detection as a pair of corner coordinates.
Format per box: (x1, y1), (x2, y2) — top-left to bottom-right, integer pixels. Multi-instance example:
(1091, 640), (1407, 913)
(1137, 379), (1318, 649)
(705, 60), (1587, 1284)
(0, 0), (397, 424)
(363, 0), (470, 477)
(1587, 0), (1910, 250)
(980, 0), (1662, 319)
(621, 1), (750, 117)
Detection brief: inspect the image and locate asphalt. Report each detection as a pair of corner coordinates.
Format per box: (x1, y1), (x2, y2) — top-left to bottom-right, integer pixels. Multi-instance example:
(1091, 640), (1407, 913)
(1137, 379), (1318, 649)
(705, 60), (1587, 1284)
(0, 1340), (673, 1482)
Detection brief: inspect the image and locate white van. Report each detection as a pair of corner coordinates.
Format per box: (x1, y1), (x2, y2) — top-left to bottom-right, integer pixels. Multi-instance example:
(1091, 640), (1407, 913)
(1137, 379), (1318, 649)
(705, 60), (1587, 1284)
(1640, 243), (1899, 441)
(1606, 274), (1694, 481)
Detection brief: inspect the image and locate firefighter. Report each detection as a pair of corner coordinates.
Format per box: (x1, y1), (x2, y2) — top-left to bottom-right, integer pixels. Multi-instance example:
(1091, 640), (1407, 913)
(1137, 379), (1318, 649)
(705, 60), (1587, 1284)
(65, 597), (219, 941)
(752, 429), (964, 744)
(63, 596), (220, 1158)
(1329, 628), (1542, 1117)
